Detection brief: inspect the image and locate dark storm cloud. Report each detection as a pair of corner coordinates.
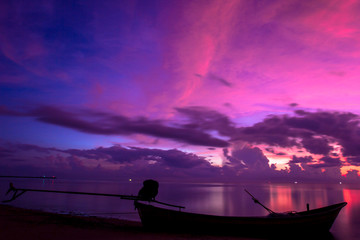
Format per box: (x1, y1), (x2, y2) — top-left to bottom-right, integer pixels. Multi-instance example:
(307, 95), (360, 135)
(0, 142), (277, 181)
(3, 104), (360, 170)
(301, 137), (333, 155)
(288, 111), (360, 157)
(1, 141), (358, 182)
(346, 157), (360, 166)
(307, 156), (342, 168)
(0, 142), (220, 180)
(288, 155), (341, 171)
(289, 155), (314, 164)
(175, 106), (235, 137)
(223, 147), (246, 169)
(238, 115), (301, 147)
(237, 110), (360, 159)
(223, 145), (273, 173)
(0, 105), (229, 148)
(231, 146), (272, 171)
(221, 145), (290, 181)
(265, 147), (288, 156)
(65, 145), (209, 169)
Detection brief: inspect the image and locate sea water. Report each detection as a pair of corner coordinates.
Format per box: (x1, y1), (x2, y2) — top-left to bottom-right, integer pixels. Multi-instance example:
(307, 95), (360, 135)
(1, 178), (359, 240)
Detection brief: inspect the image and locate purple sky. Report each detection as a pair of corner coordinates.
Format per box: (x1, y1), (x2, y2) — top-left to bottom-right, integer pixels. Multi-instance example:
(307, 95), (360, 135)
(1, 0), (360, 182)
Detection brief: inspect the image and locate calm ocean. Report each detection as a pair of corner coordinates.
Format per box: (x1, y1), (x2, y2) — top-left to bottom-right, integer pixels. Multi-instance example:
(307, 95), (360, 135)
(1, 178), (359, 239)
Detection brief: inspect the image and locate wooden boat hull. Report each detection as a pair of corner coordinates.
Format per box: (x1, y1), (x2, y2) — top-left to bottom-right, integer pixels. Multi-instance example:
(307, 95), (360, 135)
(135, 201), (347, 235)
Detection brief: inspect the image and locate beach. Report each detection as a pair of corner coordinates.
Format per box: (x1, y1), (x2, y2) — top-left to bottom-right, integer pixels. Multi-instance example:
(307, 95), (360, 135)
(0, 204), (258, 240)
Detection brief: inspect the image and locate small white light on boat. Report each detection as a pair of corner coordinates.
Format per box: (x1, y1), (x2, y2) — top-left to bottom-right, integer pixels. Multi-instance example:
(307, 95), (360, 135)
(129, 179), (132, 182)
(294, 181), (298, 184)
(339, 182), (342, 184)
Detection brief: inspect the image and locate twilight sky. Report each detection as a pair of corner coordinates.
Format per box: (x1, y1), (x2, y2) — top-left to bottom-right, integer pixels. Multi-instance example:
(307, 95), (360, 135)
(1, 0), (360, 182)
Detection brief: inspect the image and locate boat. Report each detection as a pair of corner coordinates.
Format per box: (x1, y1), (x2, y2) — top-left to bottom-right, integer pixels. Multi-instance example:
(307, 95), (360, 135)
(134, 201), (347, 235)
(3, 180), (347, 236)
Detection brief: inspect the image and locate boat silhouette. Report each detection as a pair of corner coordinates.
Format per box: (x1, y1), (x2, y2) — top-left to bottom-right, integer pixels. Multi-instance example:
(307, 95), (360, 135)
(4, 180), (346, 237)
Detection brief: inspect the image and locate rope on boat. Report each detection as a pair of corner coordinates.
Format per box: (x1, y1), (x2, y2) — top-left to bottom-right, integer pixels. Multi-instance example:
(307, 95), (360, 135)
(244, 189), (276, 215)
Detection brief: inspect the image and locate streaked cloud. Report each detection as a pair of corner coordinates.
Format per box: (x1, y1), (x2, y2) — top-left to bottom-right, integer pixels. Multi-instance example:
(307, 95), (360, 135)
(1, 0), (360, 182)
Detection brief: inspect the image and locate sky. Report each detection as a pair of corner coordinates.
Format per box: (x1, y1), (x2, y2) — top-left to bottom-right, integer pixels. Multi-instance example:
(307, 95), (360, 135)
(1, 0), (360, 183)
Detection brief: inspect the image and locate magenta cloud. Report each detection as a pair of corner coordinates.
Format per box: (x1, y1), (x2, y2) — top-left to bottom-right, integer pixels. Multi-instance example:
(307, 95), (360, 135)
(65, 145), (210, 169)
(2, 105), (360, 162)
(1, 141), (357, 183)
(237, 110), (360, 159)
(2, 104), (360, 183)
(0, 105), (229, 148)
(2, 1), (360, 183)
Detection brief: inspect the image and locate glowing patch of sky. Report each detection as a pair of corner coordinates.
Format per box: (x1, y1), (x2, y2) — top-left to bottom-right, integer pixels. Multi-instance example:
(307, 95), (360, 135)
(1, 0), (360, 181)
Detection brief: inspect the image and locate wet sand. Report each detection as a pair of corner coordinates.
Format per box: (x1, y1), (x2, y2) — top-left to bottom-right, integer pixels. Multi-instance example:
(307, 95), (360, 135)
(0, 204), (260, 240)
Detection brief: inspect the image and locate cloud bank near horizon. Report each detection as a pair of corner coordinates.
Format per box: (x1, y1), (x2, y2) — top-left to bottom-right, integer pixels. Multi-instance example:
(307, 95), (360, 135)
(1, 141), (358, 182)
(1, 104), (360, 182)
(2, 105), (360, 158)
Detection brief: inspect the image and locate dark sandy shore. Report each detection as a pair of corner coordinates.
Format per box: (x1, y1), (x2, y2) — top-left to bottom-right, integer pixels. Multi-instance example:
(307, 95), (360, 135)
(0, 204), (261, 240)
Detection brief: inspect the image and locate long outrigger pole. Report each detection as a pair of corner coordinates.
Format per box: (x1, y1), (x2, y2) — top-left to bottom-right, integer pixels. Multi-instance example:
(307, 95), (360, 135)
(244, 189), (276, 214)
(3, 183), (185, 210)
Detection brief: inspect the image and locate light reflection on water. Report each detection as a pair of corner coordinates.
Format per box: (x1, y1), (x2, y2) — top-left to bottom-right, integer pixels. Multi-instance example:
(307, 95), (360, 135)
(1, 179), (359, 239)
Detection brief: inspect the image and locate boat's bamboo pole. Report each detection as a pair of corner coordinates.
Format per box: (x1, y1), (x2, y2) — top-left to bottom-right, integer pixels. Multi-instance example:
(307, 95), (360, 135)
(10, 187), (139, 199)
(3, 183), (185, 209)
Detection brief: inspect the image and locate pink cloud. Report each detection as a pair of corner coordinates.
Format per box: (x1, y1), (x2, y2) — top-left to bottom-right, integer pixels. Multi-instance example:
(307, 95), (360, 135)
(2, 0), (360, 183)
(2, 141), (358, 182)
(166, 0), (360, 116)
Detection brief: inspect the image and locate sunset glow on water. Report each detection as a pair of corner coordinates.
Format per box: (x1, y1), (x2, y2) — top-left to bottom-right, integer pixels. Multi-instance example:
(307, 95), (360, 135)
(1, 179), (359, 239)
